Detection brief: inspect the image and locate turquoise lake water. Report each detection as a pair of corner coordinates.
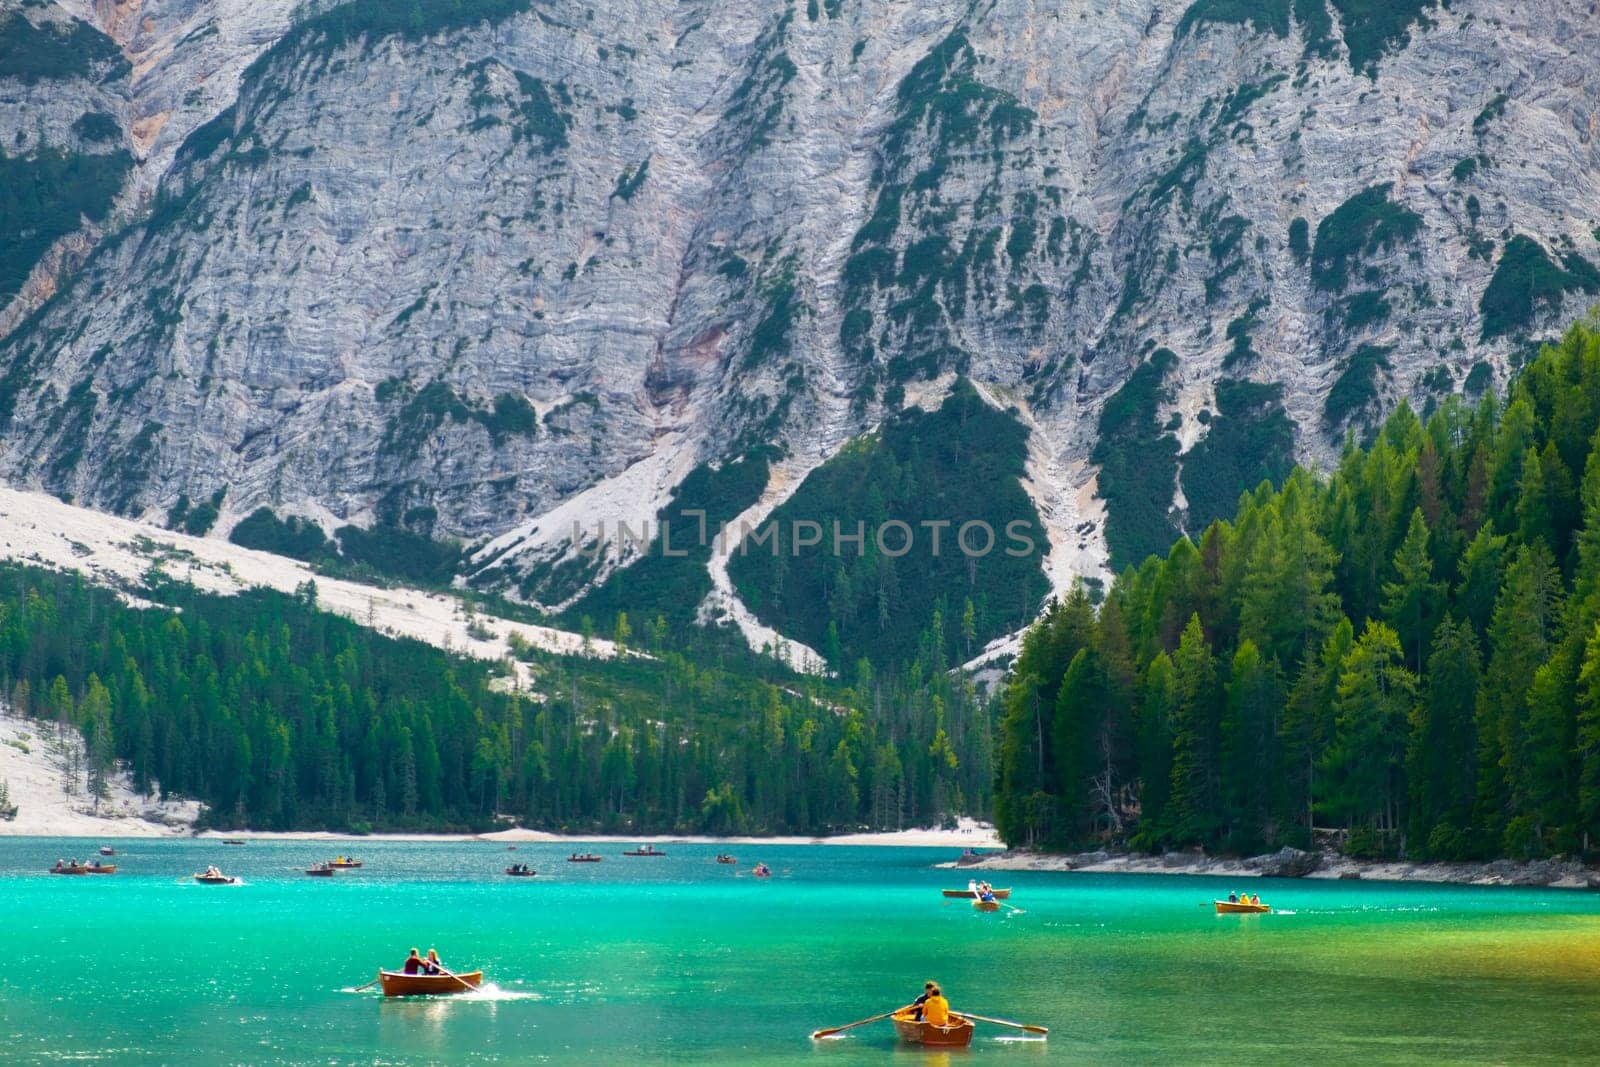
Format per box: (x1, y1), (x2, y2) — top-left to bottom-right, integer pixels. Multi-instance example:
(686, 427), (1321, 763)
(3, 838), (1600, 1064)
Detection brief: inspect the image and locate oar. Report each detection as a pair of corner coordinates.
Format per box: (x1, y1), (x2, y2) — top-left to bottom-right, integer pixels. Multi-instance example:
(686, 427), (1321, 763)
(434, 964), (478, 993)
(352, 974), (382, 992)
(958, 1012), (1049, 1035)
(811, 1007), (906, 1040)
(998, 900), (1026, 915)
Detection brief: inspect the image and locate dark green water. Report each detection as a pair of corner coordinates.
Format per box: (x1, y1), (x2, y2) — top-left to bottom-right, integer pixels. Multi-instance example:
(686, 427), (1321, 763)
(3, 838), (1599, 1064)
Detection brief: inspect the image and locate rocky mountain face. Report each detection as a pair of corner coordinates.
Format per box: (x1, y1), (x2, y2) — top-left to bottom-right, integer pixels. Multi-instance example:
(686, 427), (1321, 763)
(2, 0), (1599, 628)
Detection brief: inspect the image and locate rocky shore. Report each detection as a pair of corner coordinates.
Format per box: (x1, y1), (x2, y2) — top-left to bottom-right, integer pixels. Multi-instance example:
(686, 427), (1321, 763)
(938, 846), (1600, 889)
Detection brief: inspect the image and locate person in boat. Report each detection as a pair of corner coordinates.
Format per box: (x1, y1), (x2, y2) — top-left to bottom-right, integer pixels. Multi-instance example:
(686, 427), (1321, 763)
(906, 981), (937, 1020)
(1228, 891), (1239, 903)
(920, 984), (951, 1027)
(978, 886), (996, 903)
(402, 948), (424, 975)
(425, 948), (445, 975)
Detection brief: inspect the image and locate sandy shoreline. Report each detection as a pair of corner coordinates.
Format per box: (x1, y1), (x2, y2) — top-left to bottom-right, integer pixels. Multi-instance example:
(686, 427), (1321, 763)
(0, 827), (998, 849)
(939, 846), (1600, 889)
(175, 821), (1002, 849)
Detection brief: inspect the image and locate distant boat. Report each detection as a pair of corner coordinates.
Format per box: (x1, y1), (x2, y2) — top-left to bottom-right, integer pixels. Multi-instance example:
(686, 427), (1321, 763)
(305, 865), (335, 877)
(1215, 899), (1271, 914)
(377, 969), (483, 997)
(752, 863), (772, 878)
(891, 1013), (975, 1048)
(328, 858), (363, 869)
(195, 872), (239, 885)
(622, 845), (666, 857)
(716, 855), (737, 865)
(567, 854), (603, 863)
(49, 863), (89, 875)
(99, 847), (116, 856)
(84, 863), (116, 874)
(941, 887), (1011, 899)
(504, 865), (537, 877)
(222, 840), (245, 846)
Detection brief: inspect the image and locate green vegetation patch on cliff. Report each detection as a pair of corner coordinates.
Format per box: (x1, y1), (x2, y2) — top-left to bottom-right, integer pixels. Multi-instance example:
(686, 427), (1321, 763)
(1095, 349), (1182, 570)
(561, 449), (776, 630)
(245, 0), (533, 83)
(1323, 342), (1391, 432)
(729, 381), (1045, 670)
(1181, 379), (1296, 532)
(0, 12), (129, 84)
(1178, 1), (1434, 75)
(1176, 0), (1291, 39)
(230, 508), (335, 563)
(0, 146), (132, 305)
(1479, 235), (1600, 340)
(1310, 183), (1422, 292)
(378, 379), (539, 456)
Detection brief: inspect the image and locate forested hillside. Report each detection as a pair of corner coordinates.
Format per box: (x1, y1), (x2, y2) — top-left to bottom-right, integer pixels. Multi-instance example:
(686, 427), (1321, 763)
(0, 564), (989, 833)
(996, 319), (1600, 862)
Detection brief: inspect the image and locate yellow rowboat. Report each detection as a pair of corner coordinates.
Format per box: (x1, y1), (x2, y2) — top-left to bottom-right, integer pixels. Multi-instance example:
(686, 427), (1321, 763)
(377, 970), (483, 997)
(972, 898), (1001, 912)
(1214, 899), (1271, 914)
(891, 1012), (975, 1047)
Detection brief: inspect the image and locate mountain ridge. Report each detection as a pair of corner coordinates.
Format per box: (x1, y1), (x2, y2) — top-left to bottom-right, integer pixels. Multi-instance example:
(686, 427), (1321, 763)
(2, 0), (1599, 666)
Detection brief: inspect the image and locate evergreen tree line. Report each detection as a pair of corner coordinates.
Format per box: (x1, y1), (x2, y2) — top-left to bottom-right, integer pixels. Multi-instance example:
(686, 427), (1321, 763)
(0, 563), (990, 833)
(995, 321), (1600, 862)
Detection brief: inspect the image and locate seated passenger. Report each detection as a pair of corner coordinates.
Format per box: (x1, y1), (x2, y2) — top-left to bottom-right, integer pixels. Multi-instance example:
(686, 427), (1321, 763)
(402, 948), (423, 975)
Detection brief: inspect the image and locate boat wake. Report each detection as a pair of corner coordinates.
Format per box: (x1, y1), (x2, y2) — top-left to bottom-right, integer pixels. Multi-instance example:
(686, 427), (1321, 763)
(461, 984), (540, 1002)
(340, 983), (538, 1000)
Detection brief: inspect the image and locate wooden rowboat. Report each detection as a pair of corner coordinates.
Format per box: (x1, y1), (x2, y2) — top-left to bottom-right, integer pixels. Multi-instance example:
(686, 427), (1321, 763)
(972, 898), (1001, 912)
(1214, 899), (1271, 914)
(328, 859), (363, 869)
(195, 873), (239, 884)
(305, 866), (335, 877)
(567, 855), (602, 863)
(222, 840), (245, 845)
(99, 847), (116, 856)
(941, 888), (1011, 899)
(504, 867), (537, 877)
(377, 969), (483, 997)
(49, 865), (89, 875)
(84, 864), (116, 874)
(622, 846), (665, 856)
(715, 856), (737, 865)
(891, 1013), (975, 1048)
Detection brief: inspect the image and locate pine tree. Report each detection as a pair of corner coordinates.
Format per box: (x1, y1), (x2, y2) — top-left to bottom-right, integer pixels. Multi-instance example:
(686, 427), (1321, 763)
(1407, 615), (1480, 857)
(1220, 640), (1283, 851)
(1474, 542), (1563, 850)
(1381, 508), (1445, 673)
(1132, 652), (1177, 844)
(1167, 615), (1221, 845)
(1320, 622), (1416, 838)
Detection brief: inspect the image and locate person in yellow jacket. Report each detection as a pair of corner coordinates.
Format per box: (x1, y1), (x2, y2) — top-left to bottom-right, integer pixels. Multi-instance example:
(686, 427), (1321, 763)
(920, 985), (951, 1027)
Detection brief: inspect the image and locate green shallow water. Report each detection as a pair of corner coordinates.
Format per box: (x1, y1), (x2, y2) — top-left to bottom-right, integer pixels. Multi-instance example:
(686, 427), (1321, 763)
(3, 839), (1600, 1064)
